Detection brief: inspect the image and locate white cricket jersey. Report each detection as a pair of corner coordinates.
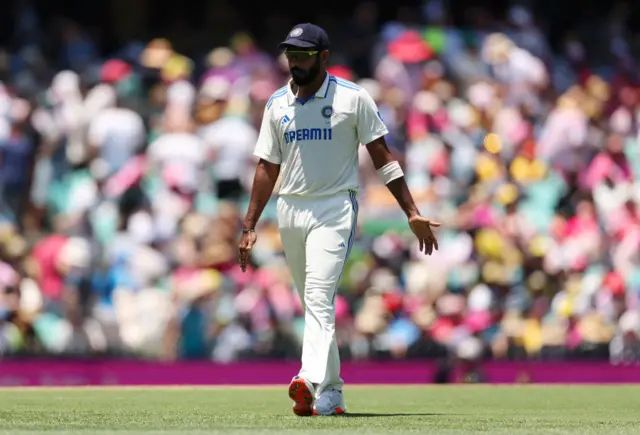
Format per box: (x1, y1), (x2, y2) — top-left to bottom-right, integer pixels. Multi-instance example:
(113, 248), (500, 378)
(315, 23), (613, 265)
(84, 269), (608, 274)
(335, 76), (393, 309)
(253, 74), (389, 198)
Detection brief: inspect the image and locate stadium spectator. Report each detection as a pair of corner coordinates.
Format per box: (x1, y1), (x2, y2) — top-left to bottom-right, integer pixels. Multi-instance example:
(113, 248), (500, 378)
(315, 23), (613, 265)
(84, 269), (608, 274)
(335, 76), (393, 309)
(0, 2), (639, 368)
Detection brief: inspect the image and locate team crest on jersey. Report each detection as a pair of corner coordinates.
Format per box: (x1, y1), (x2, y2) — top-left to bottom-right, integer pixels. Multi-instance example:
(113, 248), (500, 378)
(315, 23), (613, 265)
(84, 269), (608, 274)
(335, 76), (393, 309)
(321, 105), (334, 119)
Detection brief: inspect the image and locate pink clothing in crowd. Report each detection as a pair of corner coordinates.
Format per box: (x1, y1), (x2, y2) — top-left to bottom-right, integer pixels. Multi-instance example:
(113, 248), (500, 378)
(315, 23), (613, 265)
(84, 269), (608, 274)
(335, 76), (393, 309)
(30, 235), (68, 300)
(583, 152), (632, 190)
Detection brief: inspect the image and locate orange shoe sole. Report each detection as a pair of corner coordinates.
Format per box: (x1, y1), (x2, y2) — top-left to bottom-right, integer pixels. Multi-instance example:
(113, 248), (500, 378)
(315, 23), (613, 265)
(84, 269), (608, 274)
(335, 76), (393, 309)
(288, 377), (314, 417)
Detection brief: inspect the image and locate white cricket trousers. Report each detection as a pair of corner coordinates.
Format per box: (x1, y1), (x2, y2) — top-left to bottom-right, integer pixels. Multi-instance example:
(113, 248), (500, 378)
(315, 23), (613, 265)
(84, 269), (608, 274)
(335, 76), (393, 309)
(276, 190), (358, 396)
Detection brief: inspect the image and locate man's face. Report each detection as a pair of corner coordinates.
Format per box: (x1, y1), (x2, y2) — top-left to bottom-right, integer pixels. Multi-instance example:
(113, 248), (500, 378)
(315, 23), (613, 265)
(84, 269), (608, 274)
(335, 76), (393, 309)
(285, 50), (324, 86)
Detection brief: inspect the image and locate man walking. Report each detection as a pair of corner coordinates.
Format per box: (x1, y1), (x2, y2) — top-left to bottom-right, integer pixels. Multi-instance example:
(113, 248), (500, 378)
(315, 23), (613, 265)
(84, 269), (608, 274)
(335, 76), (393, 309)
(238, 23), (440, 416)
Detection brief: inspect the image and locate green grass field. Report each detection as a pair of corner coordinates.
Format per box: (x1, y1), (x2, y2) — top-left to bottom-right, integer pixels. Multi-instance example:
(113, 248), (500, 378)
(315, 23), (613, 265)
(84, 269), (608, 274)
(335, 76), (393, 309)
(0, 385), (638, 434)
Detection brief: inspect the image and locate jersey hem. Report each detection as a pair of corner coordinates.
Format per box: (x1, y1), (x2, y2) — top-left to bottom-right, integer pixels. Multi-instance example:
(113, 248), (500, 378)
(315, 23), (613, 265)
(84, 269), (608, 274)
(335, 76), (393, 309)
(277, 189), (360, 199)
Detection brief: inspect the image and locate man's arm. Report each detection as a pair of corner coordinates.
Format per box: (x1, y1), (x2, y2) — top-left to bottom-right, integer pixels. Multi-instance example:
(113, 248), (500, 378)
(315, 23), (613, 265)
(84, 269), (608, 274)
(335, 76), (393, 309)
(365, 137), (419, 218)
(238, 158), (279, 271)
(355, 87), (438, 254)
(238, 100), (282, 271)
(355, 88), (419, 218)
(244, 99), (282, 230)
(243, 159), (280, 230)
(365, 136), (440, 254)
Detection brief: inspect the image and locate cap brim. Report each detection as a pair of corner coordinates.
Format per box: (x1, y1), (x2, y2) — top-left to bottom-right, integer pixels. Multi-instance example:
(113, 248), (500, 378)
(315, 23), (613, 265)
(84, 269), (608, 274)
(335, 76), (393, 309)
(278, 39), (318, 51)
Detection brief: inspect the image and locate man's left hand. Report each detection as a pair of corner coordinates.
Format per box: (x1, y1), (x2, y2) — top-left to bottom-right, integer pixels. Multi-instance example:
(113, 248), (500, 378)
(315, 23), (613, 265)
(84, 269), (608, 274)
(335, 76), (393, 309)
(408, 215), (440, 255)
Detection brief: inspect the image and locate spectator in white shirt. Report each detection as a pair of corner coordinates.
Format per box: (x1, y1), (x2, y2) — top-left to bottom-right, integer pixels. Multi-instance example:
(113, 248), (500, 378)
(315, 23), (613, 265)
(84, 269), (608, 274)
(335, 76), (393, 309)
(196, 76), (257, 201)
(87, 92), (146, 176)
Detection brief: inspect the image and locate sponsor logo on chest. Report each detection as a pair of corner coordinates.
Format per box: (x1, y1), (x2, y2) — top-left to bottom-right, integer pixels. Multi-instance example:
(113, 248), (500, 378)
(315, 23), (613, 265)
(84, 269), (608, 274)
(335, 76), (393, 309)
(284, 127), (333, 144)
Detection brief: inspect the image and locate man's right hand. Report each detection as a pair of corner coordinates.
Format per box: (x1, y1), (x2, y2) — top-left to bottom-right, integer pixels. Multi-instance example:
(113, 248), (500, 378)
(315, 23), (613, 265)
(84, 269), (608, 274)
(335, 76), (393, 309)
(238, 230), (258, 272)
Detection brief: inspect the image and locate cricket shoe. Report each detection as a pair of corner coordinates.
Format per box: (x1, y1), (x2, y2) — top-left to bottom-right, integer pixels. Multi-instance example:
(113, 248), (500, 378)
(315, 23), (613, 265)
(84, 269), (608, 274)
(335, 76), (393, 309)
(313, 389), (346, 416)
(288, 376), (315, 416)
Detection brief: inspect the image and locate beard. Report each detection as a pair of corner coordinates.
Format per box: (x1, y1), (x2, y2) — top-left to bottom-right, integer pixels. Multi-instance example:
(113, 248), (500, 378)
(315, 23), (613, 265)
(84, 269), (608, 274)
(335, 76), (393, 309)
(290, 56), (322, 86)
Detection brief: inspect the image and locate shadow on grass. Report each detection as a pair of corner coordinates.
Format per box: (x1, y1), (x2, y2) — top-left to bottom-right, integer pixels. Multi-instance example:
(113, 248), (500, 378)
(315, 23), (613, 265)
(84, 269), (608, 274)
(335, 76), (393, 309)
(343, 413), (447, 418)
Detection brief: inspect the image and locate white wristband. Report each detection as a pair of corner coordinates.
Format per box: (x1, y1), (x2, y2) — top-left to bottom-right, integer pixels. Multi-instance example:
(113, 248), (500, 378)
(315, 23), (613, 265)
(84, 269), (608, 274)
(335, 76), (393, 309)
(377, 161), (404, 184)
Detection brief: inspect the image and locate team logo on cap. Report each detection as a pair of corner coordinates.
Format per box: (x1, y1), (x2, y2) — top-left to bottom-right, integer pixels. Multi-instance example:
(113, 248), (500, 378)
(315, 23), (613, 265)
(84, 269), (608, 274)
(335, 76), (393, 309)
(321, 105), (334, 119)
(290, 28), (303, 37)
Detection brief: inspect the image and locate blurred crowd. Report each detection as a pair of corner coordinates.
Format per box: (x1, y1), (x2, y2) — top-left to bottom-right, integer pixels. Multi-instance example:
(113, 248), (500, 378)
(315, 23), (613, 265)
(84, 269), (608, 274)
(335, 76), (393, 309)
(1, 1), (640, 366)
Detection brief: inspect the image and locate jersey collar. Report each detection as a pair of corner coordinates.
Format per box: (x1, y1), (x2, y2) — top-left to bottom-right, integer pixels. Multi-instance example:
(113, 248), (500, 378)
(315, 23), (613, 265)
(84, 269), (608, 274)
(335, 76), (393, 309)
(286, 73), (332, 106)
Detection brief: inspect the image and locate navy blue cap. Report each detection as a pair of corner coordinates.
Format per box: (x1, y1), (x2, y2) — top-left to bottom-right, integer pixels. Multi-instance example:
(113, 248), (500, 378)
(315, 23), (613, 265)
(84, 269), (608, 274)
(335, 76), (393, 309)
(278, 24), (330, 51)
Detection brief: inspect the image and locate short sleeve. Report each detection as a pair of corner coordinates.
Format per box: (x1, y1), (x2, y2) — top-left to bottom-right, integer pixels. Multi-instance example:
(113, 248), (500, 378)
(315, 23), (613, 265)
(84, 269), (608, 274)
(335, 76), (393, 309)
(253, 105), (281, 164)
(356, 88), (389, 146)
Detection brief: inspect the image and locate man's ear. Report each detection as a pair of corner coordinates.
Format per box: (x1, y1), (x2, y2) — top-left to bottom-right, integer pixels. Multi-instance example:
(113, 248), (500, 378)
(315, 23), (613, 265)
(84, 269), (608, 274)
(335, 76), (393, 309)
(321, 50), (330, 66)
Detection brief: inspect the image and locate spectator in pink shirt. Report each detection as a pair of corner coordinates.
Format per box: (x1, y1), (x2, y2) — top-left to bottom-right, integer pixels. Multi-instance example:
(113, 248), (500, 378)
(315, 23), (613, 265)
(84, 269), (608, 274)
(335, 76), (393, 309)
(28, 234), (69, 302)
(565, 199), (599, 239)
(583, 133), (632, 190)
